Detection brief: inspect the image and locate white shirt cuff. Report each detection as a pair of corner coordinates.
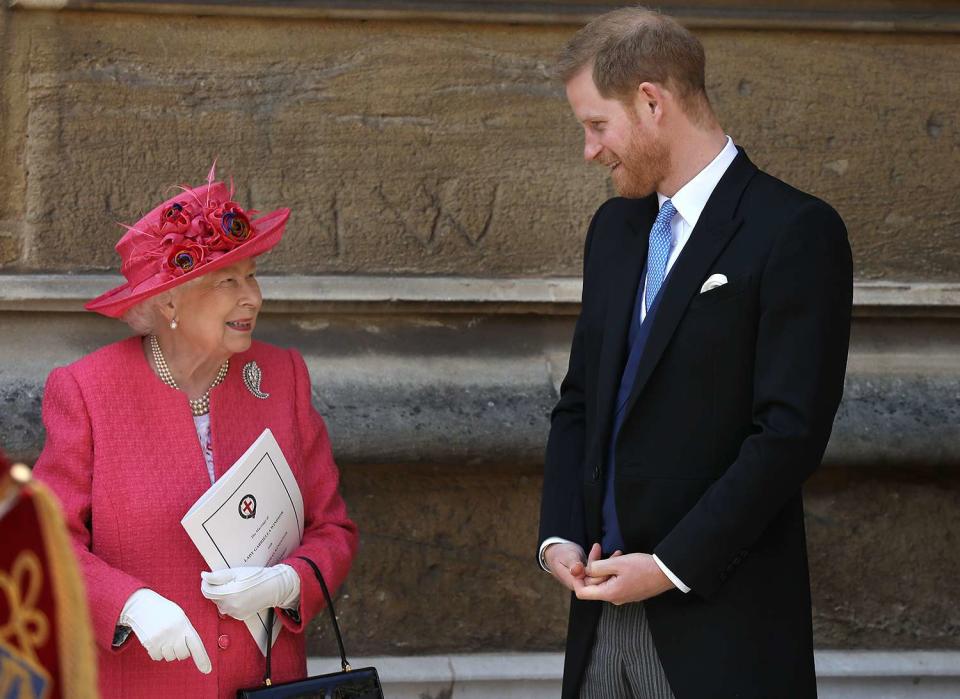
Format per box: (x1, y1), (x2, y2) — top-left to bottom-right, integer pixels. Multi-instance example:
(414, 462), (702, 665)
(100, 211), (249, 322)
(540, 540), (691, 594)
(653, 554), (690, 593)
(538, 537), (575, 572)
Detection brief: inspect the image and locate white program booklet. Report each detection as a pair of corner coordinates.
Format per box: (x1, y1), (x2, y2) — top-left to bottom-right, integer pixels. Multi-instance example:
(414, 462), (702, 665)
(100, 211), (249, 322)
(181, 428), (305, 656)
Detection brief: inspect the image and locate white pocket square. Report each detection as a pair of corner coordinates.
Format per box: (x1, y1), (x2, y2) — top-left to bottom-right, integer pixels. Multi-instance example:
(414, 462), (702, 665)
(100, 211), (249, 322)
(700, 274), (728, 293)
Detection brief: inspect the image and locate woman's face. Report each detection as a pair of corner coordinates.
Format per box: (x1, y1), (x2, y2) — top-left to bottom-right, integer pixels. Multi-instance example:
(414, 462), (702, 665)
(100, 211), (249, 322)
(169, 258), (262, 358)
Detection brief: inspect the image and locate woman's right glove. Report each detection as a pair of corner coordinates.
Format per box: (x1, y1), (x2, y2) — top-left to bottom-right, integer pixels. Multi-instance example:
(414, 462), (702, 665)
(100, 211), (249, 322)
(118, 588), (212, 674)
(200, 564), (300, 621)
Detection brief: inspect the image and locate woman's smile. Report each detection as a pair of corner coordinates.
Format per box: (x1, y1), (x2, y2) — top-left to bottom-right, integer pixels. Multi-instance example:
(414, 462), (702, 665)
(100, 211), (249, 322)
(225, 318), (254, 332)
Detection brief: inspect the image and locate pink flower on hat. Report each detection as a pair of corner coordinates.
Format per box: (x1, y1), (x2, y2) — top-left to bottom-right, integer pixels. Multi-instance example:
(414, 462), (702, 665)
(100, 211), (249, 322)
(157, 201), (194, 236)
(202, 201), (254, 250)
(164, 239), (207, 276)
(220, 207), (253, 245)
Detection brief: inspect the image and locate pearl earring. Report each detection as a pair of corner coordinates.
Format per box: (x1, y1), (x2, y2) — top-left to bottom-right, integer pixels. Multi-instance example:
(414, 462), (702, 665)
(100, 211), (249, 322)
(170, 318), (178, 330)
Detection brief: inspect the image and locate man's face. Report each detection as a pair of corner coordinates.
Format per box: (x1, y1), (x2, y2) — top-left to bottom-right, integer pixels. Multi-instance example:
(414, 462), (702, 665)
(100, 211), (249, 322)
(565, 67), (669, 198)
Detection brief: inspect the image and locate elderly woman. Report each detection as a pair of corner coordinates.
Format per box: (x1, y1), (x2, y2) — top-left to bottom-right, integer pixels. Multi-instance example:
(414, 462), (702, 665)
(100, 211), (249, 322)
(32, 168), (358, 698)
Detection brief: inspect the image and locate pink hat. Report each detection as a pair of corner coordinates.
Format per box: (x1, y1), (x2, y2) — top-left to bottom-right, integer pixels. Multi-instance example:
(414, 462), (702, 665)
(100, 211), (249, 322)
(86, 164), (290, 318)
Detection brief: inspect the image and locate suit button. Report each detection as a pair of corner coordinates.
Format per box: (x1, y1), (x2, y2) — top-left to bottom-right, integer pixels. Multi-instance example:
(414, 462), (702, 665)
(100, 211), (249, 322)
(218, 634), (230, 650)
(593, 465), (601, 480)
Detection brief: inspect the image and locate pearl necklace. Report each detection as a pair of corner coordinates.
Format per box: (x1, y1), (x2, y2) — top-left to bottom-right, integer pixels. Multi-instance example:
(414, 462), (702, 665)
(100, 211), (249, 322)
(149, 335), (229, 416)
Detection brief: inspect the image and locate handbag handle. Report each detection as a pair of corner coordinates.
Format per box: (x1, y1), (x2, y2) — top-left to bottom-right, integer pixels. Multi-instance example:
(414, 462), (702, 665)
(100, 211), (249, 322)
(262, 557), (352, 686)
(297, 555), (351, 673)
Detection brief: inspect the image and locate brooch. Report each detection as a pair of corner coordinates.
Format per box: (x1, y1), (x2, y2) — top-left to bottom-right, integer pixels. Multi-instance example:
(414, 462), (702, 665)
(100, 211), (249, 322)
(242, 361), (270, 400)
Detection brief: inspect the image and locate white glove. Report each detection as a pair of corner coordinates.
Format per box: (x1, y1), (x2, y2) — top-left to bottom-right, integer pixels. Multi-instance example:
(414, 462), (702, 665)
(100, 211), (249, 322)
(119, 588), (212, 674)
(200, 564), (300, 621)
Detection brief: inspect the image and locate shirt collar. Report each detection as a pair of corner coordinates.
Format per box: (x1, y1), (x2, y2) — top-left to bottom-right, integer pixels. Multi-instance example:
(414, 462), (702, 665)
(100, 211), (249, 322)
(657, 135), (738, 229)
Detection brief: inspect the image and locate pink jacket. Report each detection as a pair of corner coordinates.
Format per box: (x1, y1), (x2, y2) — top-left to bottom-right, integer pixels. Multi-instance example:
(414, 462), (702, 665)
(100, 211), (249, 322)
(33, 337), (359, 698)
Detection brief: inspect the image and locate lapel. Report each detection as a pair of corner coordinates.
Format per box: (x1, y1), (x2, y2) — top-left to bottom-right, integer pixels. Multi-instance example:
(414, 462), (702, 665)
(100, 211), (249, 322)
(619, 149), (758, 423)
(209, 348), (268, 481)
(591, 195), (658, 461)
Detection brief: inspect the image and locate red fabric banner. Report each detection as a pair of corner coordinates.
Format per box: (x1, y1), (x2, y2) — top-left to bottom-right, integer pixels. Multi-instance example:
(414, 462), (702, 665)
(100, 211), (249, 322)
(1, 452), (97, 699)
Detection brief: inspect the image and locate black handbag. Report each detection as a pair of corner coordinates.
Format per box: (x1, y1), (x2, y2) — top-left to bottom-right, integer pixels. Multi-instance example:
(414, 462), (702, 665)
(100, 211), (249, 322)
(237, 556), (383, 699)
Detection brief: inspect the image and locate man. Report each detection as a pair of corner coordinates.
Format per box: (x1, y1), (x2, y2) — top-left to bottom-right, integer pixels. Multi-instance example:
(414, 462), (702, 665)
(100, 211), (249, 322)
(538, 7), (852, 699)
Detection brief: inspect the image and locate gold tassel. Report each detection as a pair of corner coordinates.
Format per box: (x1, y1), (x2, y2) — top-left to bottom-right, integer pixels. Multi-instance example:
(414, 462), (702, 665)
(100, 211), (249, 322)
(13, 465), (99, 698)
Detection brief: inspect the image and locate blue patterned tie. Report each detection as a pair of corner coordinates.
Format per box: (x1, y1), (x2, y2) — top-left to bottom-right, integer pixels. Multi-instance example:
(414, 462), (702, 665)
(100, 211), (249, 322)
(600, 199), (680, 554)
(644, 200), (678, 314)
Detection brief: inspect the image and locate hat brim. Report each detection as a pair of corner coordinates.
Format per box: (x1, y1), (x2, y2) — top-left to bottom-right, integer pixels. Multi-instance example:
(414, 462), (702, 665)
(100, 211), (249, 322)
(85, 208), (290, 319)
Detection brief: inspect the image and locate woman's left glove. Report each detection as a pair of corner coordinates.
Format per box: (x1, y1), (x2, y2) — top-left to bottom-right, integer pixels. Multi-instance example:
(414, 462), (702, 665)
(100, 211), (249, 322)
(200, 564), (301, 621)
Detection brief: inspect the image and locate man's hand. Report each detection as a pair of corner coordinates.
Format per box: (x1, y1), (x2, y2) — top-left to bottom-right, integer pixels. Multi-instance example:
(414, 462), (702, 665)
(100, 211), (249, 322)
(574, 553), (675, 605)
(545, 543), (623, 592)
(544, 542), (588, 592)
(582, 543), (624, 586)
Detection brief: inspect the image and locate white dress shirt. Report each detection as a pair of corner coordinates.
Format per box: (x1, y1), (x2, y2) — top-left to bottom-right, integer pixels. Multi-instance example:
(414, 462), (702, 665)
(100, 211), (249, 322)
(540, 136), (739, 594)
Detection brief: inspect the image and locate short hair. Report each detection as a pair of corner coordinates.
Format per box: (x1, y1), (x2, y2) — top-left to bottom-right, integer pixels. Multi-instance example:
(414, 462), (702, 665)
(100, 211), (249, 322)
(556, 6), (710, 118)
(121, 292), (171, 335)
(120, 276), (204, 335)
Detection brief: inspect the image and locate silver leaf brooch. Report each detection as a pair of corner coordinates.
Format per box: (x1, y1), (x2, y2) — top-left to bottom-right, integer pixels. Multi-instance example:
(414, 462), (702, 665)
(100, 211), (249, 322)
(242, 361), (270, 400)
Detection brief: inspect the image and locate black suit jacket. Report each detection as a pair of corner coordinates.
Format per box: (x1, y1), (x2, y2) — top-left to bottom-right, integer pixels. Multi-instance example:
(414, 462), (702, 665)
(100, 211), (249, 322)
(539, 150), (852, 699)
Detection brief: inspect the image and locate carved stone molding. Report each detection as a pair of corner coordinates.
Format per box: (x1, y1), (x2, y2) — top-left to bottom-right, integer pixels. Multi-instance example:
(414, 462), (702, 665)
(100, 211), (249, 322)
(9, 0), (960, 33)
(2, 275), (960, 317)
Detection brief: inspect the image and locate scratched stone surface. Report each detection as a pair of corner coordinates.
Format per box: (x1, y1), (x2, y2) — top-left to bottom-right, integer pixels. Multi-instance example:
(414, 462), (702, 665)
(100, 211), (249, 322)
(302, 464), (960, 655)
(0, 11), (958, 278)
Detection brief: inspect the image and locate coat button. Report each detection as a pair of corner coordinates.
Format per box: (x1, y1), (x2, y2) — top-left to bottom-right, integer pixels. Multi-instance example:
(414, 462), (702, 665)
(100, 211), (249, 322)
(593, 465), (601, 480)
(218, 634), (230, 650)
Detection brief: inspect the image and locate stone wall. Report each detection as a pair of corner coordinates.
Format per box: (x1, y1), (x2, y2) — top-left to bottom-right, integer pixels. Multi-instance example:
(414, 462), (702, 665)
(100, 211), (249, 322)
(1, 1), (958, 658)
(1, 8), (958, 279)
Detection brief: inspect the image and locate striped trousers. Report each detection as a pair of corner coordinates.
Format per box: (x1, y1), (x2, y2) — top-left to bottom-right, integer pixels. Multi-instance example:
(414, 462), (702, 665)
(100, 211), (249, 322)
(579, 602), (676, 699)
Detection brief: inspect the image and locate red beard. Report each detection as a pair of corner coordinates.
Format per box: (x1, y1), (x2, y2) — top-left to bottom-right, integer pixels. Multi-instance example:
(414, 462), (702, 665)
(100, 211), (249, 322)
(610, 124), (669, 199)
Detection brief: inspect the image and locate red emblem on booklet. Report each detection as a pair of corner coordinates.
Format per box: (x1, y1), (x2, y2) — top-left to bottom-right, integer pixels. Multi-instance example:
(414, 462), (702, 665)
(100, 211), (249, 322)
(238, 495), (257, 519)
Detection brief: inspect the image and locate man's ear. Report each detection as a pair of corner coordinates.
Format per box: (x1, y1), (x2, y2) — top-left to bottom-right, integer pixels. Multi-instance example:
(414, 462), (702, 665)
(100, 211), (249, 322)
(635, 81), (665, 121)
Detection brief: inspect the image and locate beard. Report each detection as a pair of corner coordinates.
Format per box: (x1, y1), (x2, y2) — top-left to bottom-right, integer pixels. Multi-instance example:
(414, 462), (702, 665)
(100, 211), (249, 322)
(609, 126), (669, 199)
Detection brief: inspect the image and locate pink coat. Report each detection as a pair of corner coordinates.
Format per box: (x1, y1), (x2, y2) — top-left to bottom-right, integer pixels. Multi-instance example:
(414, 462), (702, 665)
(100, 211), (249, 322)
(33, 337), (359, 698)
